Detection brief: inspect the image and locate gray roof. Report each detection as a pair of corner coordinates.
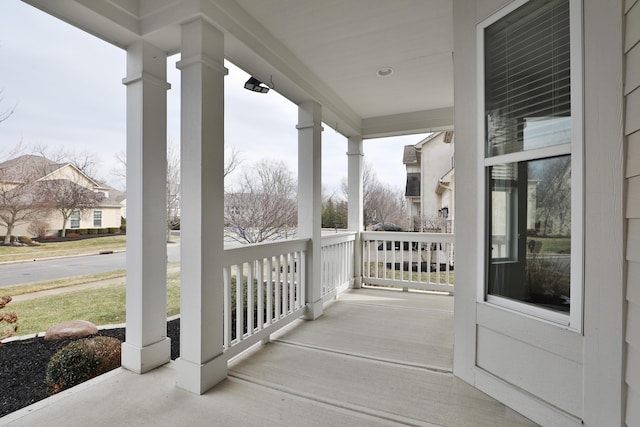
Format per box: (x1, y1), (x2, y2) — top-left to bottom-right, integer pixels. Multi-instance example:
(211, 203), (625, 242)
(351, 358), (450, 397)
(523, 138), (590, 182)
(402, 145), (419, 165)
(0, 154), (64, 182)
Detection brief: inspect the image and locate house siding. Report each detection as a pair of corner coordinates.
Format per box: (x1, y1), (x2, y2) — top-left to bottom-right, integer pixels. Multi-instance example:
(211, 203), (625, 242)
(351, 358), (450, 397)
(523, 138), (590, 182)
(625, 1), (640, 425)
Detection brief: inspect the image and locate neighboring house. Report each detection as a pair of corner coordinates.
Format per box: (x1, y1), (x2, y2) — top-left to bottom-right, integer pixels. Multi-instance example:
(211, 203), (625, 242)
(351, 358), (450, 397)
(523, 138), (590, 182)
(403, 131), (454, 232)
(0, 154), (124, 237)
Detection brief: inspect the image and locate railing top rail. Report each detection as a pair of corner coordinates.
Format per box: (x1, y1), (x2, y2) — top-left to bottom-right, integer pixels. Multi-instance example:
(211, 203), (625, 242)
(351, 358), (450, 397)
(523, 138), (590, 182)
(222, 238), (309, 266)
(321, 231), (357, 247)
(361, 231), (454, 243)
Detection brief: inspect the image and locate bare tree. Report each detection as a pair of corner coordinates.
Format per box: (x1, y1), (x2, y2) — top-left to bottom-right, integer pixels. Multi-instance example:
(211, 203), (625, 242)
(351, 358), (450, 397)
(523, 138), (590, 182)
(16, 149), (104, 237)
(113, 146), (241, 239)
(40, 179), (104, 237)
(223, 147), (242, 181)
(367, 185), (405, 227)
(0, 163), (48, 243)
(33, 144), (100, 180)
(224, 159), (297, 244)
(165, 141), (181, 239)
(341, 161), (406, 228)
(532, 156), (571, 236)
(0, 89), (16, 124)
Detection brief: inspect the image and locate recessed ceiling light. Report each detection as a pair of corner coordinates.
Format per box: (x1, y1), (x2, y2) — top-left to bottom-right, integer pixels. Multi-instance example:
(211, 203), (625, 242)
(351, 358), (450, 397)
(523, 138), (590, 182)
(376, 67), (394, 77)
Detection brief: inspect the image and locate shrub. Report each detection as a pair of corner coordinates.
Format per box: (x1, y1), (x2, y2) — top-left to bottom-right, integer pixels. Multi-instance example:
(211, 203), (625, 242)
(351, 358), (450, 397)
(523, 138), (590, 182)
(108, 227), (120, 234)
(66, 233), (81, 239)
(27, 220), (50, 239)
(17, 236), (33, 245)
(45, 336), (122, 394)
(0, 296), (18, 342)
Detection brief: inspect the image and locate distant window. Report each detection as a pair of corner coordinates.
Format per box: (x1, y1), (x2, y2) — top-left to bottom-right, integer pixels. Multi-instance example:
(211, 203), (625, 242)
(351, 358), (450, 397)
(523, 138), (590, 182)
(93, 210), (102, 228)
(405, 173), (420, 197)
(70, 210), (81, 229)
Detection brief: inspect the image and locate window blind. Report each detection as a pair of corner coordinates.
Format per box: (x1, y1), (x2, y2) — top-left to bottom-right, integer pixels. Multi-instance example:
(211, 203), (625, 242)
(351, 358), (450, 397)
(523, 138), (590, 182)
(485, 0), (571, 157)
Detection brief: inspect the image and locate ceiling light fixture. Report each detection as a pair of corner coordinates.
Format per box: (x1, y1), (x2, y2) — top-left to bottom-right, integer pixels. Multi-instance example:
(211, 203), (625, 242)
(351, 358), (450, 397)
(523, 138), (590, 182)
(244, 77), (270, 93)
(376, 67), (394, 77)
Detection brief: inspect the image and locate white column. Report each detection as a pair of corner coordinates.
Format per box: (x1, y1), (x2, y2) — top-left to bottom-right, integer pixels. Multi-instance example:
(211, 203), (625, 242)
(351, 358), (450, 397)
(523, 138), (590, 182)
(121, 41), (171, 373)
(297, 100), (323, 320)
(174, 18), (228, 394)
(347, 135), (364, 288)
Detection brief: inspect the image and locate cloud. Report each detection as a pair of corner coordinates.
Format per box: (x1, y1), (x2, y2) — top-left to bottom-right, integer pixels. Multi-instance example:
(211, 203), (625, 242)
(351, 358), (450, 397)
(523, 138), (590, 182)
(1, 0), (423, 195)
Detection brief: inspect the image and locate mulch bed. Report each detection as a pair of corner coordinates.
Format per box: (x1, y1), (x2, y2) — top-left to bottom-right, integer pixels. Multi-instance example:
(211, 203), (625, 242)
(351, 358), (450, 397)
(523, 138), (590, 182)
(0, 318), (180, 418)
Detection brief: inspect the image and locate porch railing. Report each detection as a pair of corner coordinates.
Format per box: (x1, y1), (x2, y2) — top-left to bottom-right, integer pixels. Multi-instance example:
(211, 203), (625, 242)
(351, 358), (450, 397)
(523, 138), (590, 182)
(320, 231), (356, 301)
(222, 238), (308, 360)
(219, 231), (453, 360)
(361, 231), (455, 294)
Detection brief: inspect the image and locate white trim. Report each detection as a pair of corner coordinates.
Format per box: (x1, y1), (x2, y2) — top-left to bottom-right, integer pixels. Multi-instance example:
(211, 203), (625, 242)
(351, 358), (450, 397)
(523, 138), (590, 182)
(477, 0), (584, 332)
(483, 143), (571, 167)
(567, 0), (584, 332)
(486, 295), (570, 326)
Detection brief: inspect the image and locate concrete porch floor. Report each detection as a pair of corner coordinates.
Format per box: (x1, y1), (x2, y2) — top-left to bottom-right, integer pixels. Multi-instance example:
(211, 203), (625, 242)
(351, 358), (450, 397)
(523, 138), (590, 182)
(1, 289), (537, 426)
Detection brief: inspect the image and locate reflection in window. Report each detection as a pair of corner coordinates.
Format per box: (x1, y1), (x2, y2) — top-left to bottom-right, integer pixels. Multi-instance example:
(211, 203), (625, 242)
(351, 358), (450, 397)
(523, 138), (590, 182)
(487, 156), (571, 312)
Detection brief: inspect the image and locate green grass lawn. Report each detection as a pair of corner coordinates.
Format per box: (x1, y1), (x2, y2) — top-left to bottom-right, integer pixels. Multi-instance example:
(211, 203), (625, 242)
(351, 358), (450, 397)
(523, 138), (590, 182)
(7, 270), (181, 336)
(528, 236), (571, 254)
(0, 270), (126, 297)
(365, 262), (455, 285)
(0, 235), (127, 263)
(0, 234), (182, 336)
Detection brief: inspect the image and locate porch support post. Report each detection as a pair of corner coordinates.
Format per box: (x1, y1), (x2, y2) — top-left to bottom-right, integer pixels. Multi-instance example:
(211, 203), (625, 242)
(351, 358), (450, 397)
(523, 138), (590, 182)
(347, 136), (364, 288)
(121, 40), (171, 373)
(297, 100), (323, 320)
(174, 18), (228, 394)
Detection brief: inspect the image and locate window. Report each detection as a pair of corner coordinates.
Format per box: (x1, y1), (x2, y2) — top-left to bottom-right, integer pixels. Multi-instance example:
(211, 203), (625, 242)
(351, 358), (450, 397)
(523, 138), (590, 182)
(479, 0), (582, 328)
(93, 210), (102, 228)
(70, 210), (81, 229)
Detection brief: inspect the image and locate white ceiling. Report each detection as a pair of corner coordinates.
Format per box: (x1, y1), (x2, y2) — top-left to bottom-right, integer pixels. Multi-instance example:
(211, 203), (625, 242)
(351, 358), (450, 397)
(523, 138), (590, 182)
(24, 0), (454, 138)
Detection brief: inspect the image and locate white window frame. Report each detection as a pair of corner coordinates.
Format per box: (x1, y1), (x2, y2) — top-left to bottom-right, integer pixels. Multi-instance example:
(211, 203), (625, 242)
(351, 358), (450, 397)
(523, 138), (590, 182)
(93, 210), (102, 228)
(476, 0), (584, 331)
(70, 210), (81, 229)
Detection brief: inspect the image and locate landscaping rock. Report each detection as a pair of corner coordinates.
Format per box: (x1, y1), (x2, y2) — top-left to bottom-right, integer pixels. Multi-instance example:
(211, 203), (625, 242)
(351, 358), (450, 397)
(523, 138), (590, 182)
(44, 320), (98, 341)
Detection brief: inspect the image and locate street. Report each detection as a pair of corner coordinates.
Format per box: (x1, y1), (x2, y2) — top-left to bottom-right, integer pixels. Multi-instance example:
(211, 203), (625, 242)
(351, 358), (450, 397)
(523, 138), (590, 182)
(0, 243), (180, 288)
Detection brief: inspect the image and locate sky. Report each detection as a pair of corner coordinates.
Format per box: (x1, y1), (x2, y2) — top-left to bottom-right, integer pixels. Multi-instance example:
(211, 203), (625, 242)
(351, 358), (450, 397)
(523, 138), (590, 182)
(0, 0), (427, 197)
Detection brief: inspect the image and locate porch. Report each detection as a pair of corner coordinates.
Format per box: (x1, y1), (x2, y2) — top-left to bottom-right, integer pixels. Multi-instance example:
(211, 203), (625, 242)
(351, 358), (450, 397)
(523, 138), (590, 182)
(2, 286), (535, 426)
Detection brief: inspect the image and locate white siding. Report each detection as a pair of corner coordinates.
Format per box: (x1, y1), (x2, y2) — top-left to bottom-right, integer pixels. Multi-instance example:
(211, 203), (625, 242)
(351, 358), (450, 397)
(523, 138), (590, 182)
(625, 1), (640, 424)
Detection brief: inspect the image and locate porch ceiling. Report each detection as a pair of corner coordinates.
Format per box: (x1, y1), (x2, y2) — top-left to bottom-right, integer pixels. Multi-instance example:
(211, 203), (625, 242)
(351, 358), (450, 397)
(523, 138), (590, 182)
(22, 0), (454, 139)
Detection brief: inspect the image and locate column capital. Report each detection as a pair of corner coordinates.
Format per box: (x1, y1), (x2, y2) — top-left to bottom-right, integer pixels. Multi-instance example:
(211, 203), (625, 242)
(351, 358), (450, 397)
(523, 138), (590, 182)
(122, 71), (171, 89)
(176, 54), (228, 75)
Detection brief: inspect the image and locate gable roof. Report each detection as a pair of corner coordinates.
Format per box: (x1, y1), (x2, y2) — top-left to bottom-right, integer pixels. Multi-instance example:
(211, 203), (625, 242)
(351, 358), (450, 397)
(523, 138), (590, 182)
(0, 154), (104, 189)
(0, 154), (63, 183)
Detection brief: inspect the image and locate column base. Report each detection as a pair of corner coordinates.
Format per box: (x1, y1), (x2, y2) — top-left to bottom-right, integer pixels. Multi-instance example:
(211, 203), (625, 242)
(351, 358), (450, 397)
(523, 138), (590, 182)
(304, 299), (324, 320)
(350, 276), (363, 289)
(121, 338), (171, 374)
(175, 354), (227, 394)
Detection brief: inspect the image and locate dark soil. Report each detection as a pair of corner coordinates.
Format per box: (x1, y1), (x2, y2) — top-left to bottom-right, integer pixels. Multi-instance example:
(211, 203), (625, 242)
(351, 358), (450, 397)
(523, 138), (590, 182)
(0, 318), (180, 418)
